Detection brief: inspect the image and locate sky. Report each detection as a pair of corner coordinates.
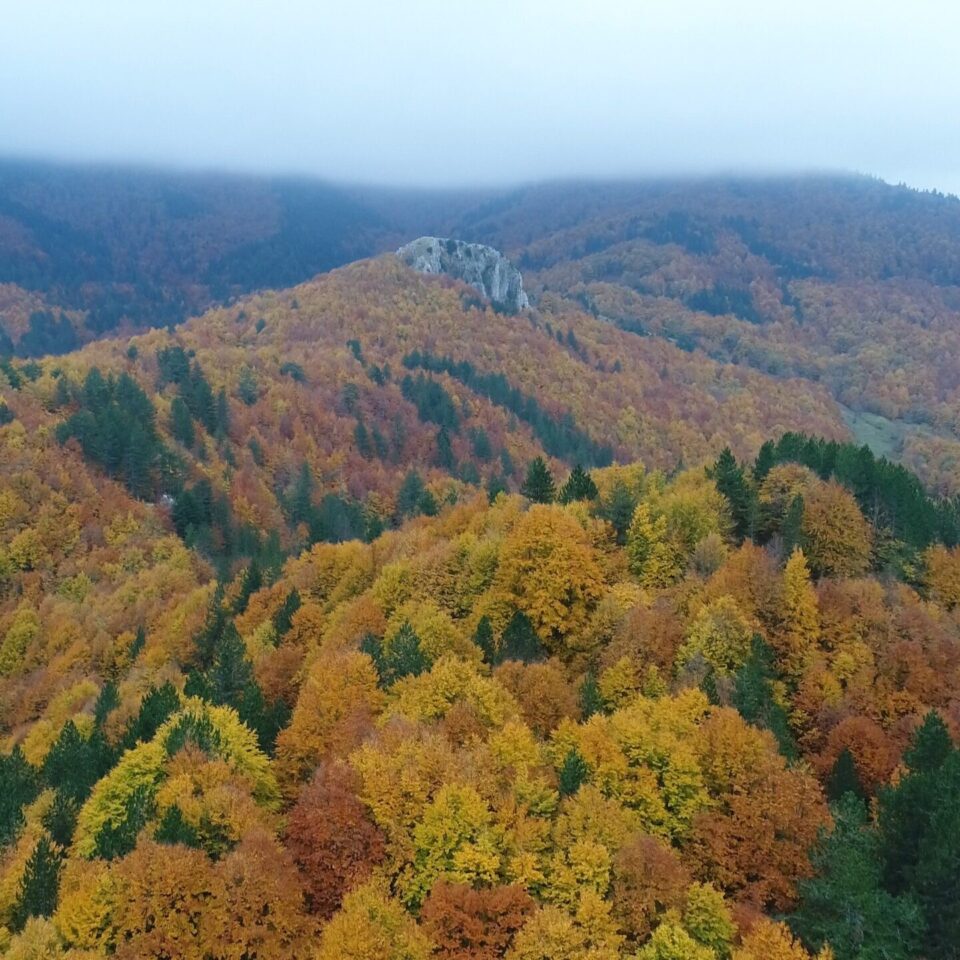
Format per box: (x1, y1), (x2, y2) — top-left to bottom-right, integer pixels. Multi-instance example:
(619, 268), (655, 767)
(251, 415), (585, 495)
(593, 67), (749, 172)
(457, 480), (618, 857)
(2, 0), (959, 193)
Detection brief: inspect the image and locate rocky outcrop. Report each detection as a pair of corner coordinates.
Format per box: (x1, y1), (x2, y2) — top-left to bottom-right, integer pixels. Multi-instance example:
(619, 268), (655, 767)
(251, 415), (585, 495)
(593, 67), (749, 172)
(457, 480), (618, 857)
(396, 237), (529, 313)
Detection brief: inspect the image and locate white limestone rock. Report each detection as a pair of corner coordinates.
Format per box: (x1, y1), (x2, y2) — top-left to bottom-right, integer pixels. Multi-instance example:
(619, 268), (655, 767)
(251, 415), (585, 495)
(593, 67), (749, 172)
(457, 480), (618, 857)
(396, 236), (529, 313)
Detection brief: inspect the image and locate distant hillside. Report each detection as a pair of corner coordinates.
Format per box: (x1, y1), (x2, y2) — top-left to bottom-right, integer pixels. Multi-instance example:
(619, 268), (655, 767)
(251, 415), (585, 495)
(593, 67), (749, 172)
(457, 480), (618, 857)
(4, 161), (960, 491)
(0, 160), (452, 350)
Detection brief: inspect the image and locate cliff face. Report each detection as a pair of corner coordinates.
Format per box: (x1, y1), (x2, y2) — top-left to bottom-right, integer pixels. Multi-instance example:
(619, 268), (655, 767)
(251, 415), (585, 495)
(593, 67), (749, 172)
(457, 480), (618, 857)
(396, 236), (530, 313)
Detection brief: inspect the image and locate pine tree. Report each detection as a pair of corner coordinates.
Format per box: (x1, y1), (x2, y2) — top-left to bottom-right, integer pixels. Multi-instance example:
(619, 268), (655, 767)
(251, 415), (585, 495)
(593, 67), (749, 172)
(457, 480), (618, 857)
(559, 465), (599, 504)
(521, 456), (556, 504)
(435, 426), (455, 471)
(397, 470), (428, 519)
(383, 622), (429, 684)
(170, 396), (195, 448)
(791, 794), (923, 960)
(42, 721), (110, 802)
(215, 387), (230, 440)
(486, 474), (508, 503)
(290, 463), (315, 526)
(597, 480), (637, 544)
(473, 615), (496, 663)
(782, 495), (805, 555)
(273, 588), (301, 636)
(878, 711), (954, 896)
(827, 748), (866, 803)
(42, 791), (78, 847)
(234, 560), (263, 615)
(711, 447), (755, 541)
(500, 611), (545, 663)
(754, 440), (776, 483)
(579, 671), (603, 718)
(354, 420), (373, 459)
(13, 836), (61, 928)
(154, 804), (200, 848)
(237, 365), (259, 405)
(558, 748), (589, 797)
(732, 636), (797, 760)
(0, 746), (37, 848)
(121, 681), (180, 751)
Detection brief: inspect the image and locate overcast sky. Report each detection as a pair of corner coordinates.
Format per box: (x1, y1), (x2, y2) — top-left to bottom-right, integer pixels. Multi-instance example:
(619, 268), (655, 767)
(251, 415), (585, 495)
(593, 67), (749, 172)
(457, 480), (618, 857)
(2, 0), (959, 193)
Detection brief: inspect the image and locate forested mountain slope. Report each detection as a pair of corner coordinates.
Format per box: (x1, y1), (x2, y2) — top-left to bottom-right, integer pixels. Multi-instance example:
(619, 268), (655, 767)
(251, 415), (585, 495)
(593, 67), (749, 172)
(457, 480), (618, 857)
(4, 162), (960, 492)
(1, 255), (843, 573)
(3, 165), (960, 959)
(2, 255), (960, 956)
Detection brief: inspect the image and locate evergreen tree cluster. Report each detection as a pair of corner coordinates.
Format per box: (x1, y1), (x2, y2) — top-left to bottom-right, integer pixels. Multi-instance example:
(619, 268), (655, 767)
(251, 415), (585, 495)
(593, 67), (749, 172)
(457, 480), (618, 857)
(791, 712), (960, 960)
(403, 352), (613, 466)
(55, 367), (166, 499)
(710, 435), (960, 574)
(156, 345), (228, 438)
(758, 433), (960, 548)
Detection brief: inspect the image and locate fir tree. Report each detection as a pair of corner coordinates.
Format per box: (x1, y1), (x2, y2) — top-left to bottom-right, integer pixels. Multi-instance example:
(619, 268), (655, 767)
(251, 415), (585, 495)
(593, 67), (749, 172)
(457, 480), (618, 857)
(473, 615), (496, 663)
(559, 464), (599, 504)
(0, 746), (37, 848)
(579, 671), (603, 718)
(827, 747), (866, 803)
(170, 396), (195, 448)
(500, 611), (545, 663)
(13, 836), (61, 928)
(791, 794), (923, 960)
(711, 447), (755, 541)
(520, 456), (556, 504)
(558, 748), (589, 797)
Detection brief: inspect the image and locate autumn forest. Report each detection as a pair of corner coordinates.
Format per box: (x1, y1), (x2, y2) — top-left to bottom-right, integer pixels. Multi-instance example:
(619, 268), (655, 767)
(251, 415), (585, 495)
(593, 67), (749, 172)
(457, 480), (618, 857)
(1, 162), (960, 960)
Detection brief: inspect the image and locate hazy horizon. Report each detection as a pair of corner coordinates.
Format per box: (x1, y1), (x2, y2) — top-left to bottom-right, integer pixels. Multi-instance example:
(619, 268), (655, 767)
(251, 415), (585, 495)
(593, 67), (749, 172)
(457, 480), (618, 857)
(2, 0), (959, 195)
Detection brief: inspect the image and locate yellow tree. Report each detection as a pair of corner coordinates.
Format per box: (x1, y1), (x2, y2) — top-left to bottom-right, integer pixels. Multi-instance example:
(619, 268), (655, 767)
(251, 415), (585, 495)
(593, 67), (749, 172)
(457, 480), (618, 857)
(923, 544), (960, 609)
(495, 505), (605, 653)
(627, 502), (680, 588)
(275, 650), (385, 791)
(775, 548), (820, 678)
(315, 880), (433, 960)
(677, 597), (754, 677)
(801, 482), (872, 579)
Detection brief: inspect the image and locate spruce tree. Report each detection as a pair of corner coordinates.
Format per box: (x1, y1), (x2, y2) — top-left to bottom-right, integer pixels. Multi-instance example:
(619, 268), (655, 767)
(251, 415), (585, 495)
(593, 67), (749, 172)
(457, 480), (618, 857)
(559, 464), (599, 504)
(13, 836), (61, 928)
(827, 747), (866, 803)
(579, 671), (603, 718)
(521, 456), (556, 504)
(170, 396), (195, 448)
(791, 794), (923, 960)
(500, 611), (545, 663)
(0, 746), (37, 848)
(711, 447), (755, 541)
(473, 615), (496, 663)
(558, 748), (589, 797)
